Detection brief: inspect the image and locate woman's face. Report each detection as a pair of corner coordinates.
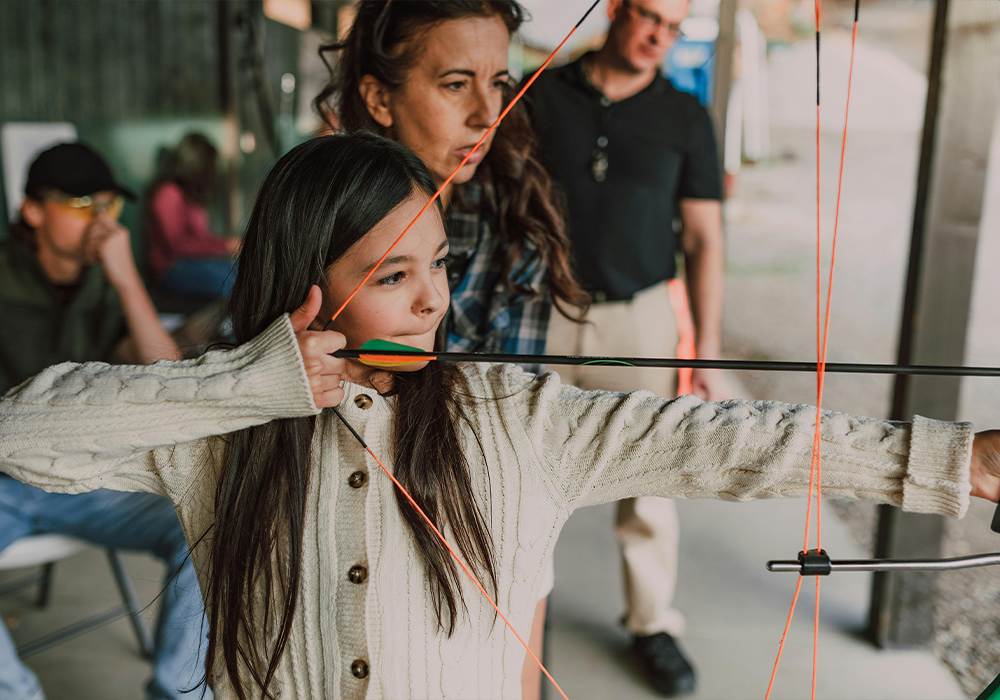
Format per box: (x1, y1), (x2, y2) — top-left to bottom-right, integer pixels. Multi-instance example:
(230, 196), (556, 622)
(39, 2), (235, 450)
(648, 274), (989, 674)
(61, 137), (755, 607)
(319, 189), (451, 376)
(366, 16), (511, 189)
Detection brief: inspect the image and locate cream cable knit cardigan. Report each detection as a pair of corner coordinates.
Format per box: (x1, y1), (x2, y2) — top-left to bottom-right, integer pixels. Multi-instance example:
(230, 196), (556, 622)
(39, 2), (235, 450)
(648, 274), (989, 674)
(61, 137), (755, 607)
(0, 315), (974, 700)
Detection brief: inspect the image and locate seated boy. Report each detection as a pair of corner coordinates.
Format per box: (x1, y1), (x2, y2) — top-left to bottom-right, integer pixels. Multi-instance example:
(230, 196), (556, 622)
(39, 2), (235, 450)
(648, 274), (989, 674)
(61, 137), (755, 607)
(0, 143), (209, 700)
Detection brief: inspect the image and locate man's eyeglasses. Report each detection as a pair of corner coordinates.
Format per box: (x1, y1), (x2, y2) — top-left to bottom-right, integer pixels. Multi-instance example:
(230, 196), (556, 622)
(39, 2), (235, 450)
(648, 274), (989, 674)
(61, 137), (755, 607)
(625, 1), (685, 38)
(48, 193), (125, 221)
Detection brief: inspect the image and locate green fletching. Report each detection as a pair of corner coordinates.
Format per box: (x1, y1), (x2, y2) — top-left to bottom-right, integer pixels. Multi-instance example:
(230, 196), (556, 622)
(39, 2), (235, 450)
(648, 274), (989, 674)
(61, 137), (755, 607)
(360, 338), (424, 353)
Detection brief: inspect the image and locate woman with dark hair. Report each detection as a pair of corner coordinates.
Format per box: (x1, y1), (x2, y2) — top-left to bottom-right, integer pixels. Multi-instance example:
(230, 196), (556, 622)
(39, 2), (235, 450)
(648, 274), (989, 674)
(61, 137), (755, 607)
(1, 133), (996, 700)
(313, 5), (588, 690)
(314, 1), (588, 353)
(146, 132), (240, 301)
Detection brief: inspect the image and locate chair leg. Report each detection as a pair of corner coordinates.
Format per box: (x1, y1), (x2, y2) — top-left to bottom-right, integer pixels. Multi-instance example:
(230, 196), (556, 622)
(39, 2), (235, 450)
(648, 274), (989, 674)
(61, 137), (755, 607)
(36, 563), (54, 608)
(106, 549), (155, 659)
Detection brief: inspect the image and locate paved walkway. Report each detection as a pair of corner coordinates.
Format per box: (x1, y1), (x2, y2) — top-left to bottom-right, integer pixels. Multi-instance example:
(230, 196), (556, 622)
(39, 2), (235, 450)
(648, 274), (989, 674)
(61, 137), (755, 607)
(546, 489), (966, 700)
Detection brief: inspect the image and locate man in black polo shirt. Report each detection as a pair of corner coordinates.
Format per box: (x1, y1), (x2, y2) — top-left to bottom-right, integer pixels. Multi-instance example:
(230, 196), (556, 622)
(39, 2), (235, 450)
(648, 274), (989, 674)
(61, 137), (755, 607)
(529, 0), (727, 695)
(0, 143), (210, 700)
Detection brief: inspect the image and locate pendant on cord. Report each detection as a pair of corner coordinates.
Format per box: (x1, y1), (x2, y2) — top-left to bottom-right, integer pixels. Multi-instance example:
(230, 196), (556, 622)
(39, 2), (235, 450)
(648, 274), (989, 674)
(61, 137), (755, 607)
(591, 149), (608, 182)
(591, 135), (609, 182)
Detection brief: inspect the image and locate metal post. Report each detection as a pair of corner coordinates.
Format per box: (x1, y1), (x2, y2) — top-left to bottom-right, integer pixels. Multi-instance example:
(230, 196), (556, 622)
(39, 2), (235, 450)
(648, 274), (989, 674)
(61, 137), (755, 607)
(869, 0), (1000, 647)
(710, 0), (738, 179)
(106, 550), (155, 659)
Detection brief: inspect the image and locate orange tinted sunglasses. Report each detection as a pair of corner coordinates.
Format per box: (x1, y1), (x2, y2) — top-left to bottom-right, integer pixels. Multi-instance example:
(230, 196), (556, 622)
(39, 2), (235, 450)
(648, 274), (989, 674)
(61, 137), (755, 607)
(50, 193), (125, 221)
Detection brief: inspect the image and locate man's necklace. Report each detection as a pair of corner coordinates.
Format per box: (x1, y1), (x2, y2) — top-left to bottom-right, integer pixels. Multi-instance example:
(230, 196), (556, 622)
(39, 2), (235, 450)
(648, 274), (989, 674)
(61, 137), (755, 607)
(591, 135), (609, 182)
(583, 59), (656, 183)
(583, 59), (612, 182)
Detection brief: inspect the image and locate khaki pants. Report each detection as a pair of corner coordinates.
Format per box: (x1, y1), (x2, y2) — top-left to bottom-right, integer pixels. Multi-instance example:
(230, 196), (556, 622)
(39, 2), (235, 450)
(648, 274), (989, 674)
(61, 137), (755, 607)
(547, 281), (685, 637)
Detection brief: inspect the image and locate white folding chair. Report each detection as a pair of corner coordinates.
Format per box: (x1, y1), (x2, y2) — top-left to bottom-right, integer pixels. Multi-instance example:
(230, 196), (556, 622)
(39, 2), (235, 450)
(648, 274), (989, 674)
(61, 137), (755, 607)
(0, 534), (154, 659)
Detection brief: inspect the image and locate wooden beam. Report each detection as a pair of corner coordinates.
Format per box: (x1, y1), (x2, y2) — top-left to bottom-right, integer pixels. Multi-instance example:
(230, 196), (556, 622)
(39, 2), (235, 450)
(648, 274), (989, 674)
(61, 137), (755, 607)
(869, 0), (1000, 648)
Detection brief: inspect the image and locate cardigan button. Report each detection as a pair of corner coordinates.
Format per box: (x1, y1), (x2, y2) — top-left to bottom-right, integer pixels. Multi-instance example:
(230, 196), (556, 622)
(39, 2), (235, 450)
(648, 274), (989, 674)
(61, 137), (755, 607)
(347, 471), (368, 489)
(348, 565), (368, 584)
(351, 659), (370, 679)
(354, 394), (373, 409)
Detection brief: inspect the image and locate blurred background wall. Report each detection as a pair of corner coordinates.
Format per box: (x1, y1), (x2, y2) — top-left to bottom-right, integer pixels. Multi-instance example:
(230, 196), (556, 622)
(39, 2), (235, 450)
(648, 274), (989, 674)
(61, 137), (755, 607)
(0, 0), (339, 263)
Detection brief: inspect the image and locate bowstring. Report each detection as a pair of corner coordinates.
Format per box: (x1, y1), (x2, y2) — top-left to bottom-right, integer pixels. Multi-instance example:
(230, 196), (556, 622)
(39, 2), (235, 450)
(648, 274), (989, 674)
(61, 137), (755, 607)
(765, 1), (860, 697)
(328, 4), (602, 699)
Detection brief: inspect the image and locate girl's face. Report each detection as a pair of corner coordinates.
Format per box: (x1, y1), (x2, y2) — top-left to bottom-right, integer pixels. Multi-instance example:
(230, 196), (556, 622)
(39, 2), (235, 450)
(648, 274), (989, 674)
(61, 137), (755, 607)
(318, 190), (450, 377)
(362, 16), (510, 191)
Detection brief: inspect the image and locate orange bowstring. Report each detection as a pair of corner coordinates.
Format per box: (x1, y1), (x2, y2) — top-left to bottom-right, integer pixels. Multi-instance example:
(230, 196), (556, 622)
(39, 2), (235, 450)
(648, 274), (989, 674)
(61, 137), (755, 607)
(766, 2), (859, 698)
(328, 4), (601, 697)
(329, 0), (601, 326)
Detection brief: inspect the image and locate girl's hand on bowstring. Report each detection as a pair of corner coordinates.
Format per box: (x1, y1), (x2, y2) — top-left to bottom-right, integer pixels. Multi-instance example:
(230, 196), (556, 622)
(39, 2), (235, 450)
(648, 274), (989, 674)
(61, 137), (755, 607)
(290, 285), (346, 409)
(970, 430), (1000, 502)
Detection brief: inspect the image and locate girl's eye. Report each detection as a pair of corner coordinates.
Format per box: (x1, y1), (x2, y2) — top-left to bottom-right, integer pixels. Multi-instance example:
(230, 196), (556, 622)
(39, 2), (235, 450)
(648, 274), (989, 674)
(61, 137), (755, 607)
(376, 271), (404, 287)
(432, 257), (447, 270)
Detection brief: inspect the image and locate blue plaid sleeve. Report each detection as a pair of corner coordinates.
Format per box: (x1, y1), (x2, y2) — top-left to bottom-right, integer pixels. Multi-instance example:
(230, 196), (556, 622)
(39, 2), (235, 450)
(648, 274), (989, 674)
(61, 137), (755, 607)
(497, 258), (551, 374)
(445, 222), (553, 374)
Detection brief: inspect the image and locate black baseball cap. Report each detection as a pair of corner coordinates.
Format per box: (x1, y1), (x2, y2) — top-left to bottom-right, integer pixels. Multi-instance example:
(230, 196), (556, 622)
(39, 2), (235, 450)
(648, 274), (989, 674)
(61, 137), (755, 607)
(24, 142), (136, 201)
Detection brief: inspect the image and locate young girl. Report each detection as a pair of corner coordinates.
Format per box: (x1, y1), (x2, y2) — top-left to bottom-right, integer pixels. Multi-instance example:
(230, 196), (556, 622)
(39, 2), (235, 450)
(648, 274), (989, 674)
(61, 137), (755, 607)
(316, 7), (589, 687)
(1, 134), (996, 700)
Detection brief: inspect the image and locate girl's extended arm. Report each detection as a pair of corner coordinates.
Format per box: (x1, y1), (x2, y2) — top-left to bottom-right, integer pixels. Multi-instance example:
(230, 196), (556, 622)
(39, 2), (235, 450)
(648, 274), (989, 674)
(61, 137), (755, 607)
(0, 314), (323, 496)
(506, 367), (974, 519)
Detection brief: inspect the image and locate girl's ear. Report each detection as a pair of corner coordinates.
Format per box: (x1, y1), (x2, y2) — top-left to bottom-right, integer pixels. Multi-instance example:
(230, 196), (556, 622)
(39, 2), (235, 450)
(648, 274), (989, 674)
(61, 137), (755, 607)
(359, 75), (394, 129)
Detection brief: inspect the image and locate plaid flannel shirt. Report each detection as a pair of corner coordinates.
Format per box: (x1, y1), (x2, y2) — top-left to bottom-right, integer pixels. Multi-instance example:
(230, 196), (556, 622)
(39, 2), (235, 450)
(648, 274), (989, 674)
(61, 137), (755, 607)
(444, 185), (550, 374)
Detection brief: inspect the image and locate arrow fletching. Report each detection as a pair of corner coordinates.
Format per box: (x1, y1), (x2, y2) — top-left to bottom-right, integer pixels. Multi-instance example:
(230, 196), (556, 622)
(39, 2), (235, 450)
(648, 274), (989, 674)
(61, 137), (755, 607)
(358, 339), (436, 368)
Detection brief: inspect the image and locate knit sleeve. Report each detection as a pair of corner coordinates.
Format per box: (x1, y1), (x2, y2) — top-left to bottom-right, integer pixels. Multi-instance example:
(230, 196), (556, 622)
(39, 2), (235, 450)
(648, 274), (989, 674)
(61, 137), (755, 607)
(0, 315), (318, 496)
(496, 366), (973, 519)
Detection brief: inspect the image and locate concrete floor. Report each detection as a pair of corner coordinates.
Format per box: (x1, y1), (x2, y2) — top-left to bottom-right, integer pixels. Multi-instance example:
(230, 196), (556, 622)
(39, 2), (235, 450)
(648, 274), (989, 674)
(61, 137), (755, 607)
(546, 497), (965, 700)
(0, 550), (165, 699)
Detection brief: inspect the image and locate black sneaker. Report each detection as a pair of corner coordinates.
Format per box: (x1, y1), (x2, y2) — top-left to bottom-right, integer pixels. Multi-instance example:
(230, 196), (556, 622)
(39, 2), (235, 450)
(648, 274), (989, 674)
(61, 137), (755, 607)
(632, 632), (696, 696)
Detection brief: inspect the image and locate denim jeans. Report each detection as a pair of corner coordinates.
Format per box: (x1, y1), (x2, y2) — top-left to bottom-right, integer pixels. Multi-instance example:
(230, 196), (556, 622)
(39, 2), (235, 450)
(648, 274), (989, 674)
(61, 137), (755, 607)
(0, 477), (211, 700)
(159, 258), (236, 302)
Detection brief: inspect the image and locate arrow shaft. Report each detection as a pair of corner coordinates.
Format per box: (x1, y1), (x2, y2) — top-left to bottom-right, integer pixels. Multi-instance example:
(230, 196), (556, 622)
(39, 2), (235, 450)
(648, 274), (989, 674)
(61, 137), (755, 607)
(335, 349), (1000, 378)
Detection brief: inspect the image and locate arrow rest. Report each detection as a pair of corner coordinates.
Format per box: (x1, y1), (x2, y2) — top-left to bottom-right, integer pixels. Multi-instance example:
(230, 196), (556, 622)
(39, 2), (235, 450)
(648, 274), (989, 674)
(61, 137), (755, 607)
(798, 549), (832, 576)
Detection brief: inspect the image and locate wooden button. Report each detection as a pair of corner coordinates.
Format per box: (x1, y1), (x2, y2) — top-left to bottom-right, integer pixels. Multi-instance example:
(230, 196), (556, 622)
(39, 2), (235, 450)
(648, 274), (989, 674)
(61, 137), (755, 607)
(348, 471), (368, 489)
(354, 394), (373, 409)
(351, 659), (369, 679)
(348, 565), (368, 584)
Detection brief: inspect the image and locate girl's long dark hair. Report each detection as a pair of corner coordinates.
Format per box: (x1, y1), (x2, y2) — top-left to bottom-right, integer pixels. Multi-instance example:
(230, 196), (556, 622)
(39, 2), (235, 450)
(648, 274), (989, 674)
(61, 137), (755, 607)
(314, 0), (589, 319)
(211, 132), (496, 698)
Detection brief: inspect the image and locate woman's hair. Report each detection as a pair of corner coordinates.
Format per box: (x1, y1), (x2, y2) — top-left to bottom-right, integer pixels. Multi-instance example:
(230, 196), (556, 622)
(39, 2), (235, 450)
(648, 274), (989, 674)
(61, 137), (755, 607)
(213, 132), (496, 698)
(164, 132), (218, 205)
(314, 0), (589, 319)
